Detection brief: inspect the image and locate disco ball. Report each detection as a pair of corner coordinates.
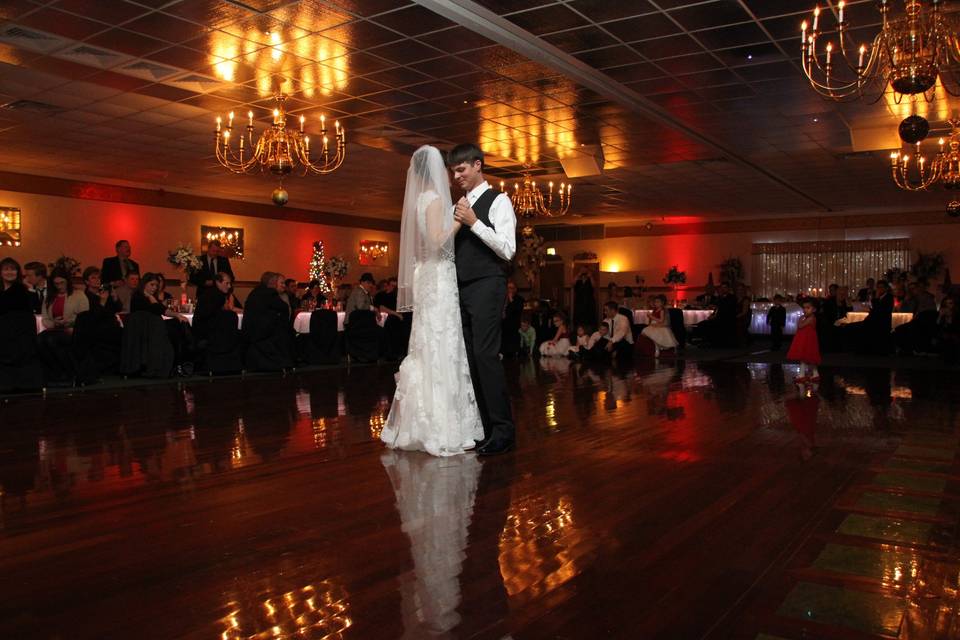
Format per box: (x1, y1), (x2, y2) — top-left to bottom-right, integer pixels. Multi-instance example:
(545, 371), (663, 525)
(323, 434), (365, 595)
(271, 187), (289, 206)
(899, 115), (929, 144)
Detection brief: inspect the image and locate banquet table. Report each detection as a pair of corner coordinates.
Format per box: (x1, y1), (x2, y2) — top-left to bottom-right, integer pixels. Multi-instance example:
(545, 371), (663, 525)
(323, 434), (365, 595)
(748, 303), (912, 335)
(633, 309), (714, 327)
(293, 310), (387, 334)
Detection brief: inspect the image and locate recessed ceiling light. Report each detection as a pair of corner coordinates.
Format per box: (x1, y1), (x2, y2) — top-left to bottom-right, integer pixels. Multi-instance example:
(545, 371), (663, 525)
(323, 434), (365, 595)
(813, 117), (819, 122)
(747, 54), (753, 60)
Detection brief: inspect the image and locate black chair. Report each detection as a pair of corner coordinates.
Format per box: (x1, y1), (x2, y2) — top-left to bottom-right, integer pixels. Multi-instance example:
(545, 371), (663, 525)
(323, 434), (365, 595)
(305, 308), (340, 365)
(201, 310), (243, 374)
(242, 308), (294, 372)
(345, 309), (380, 363)
(0, 311), (42, 392)
(72, 310), (122, 384)
(667, 307), (686, 349)
(121, 311), (175, 378)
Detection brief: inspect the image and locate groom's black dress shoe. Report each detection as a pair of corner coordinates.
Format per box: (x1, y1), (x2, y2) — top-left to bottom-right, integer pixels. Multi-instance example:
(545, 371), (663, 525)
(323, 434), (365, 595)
(474, 438), (489, 450)
(477, 438), (514, 456)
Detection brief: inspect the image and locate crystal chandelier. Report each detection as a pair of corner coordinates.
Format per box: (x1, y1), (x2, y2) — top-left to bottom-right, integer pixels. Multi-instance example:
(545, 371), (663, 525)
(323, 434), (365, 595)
(214, 94), (345, 205)
(890, 117), (960, 190)
(801, 0), (960, 102)
(499, 167), (572, 225)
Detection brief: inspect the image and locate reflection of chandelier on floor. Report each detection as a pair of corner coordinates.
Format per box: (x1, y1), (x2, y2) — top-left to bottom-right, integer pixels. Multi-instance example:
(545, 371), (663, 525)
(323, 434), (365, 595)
(891, 118), (960, 191)
(214, 94), (345, 205)
(500, 166), (571, 225)
(801, 1), (960, 102)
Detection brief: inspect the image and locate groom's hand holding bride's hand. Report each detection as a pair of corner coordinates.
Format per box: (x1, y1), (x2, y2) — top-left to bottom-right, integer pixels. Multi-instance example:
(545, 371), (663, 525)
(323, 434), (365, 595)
(454, 197), (477, 227)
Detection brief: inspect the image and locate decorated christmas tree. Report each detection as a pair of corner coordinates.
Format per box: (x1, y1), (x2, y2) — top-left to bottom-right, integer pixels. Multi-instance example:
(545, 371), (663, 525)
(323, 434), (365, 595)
(308, 241), (332, 293)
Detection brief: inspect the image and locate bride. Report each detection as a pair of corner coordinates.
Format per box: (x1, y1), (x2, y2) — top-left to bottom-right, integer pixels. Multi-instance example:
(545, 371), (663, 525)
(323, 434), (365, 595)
(380, 145), (484, 456)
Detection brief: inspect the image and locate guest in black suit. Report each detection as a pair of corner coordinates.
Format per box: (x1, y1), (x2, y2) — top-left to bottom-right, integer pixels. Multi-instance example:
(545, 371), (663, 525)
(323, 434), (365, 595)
(191, 239), (234, 292)
(101, 239), (140, 288)
(935, 296), (959, 363)
(818, 284), (849, 352)
(500, 279), (525, 357)
(766, 294), (787, 351)
(242, 271), (295, 370)
(22, 261), (47, 314)
(845, 280), (894, 354)
(0, 257), (33, 315)
(857, 277), (876, 304)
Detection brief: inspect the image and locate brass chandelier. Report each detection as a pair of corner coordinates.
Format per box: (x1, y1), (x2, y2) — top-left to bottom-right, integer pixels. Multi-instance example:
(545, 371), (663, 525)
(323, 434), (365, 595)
(499, 166), (572, 226)
(890, 118), (960, 190)
(214, 94), (345, 205)
(800, 0), (960, 102)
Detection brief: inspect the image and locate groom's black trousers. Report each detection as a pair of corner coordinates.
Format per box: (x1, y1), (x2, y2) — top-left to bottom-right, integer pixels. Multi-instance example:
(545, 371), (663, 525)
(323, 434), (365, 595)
(459, 275), (515, 442)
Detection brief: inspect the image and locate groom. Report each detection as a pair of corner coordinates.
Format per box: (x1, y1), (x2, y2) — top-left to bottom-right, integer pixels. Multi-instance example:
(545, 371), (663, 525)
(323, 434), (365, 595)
(449, 143), (517, 456)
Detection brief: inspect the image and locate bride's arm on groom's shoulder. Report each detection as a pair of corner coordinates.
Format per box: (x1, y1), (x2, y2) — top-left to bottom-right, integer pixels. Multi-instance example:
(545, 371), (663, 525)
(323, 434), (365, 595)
(469, 192), (516, 261)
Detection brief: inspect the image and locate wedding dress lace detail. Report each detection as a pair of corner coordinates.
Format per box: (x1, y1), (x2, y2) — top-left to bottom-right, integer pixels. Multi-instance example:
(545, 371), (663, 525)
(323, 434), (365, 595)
(381, 192), (484, 456)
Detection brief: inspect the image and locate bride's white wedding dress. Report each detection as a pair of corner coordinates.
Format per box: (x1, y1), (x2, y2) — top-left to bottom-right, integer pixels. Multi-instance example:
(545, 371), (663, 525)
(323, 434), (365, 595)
(381, 187), (484, 456)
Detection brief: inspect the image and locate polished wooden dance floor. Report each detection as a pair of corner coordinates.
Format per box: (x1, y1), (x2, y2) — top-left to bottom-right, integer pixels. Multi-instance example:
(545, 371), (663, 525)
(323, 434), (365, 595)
(2, 359), (959, 639)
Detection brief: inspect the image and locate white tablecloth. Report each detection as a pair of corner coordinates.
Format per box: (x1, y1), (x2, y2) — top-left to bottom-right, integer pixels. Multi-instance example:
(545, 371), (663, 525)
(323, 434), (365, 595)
(633, 309), (714, 327)
(179, 312), (242, 328)
(842, 312), (914, 329)
(293, 311), (387, 334)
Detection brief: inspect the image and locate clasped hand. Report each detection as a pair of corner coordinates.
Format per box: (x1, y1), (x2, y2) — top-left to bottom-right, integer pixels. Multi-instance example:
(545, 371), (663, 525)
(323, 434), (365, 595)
(453, 197), (477, 227)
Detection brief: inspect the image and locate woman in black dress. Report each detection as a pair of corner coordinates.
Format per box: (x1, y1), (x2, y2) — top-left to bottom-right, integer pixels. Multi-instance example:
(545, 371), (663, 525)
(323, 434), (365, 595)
(573, 267), (597, 330)
(131, 273), (192, 373)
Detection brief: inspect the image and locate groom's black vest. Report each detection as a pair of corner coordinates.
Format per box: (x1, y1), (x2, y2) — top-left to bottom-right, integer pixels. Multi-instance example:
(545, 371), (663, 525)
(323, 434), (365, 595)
(455, 188), (505, 282)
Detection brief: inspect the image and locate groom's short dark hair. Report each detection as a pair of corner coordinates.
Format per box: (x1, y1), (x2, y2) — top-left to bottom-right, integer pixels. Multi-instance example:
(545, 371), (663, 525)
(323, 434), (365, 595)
(447, 143), (484, 169)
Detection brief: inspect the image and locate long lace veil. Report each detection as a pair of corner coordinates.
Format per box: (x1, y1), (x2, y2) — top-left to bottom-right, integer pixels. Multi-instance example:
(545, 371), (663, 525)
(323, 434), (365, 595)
(396, 145), (454, 312)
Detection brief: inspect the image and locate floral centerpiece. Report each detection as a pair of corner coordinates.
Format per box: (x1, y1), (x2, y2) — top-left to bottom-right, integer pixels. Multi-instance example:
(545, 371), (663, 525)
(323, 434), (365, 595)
(323, 254), (349, 291)
(49, 255), (81, 278)
(516, 227), (546, 294)
(167, 243), (202, 302)
(663, 265), (687, 307)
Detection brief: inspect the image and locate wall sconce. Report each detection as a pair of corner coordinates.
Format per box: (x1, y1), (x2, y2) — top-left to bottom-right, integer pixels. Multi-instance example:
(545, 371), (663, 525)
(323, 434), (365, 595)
(546, 247), (557, 256)
(201, 225), (244, 259)
(359, 240), (389, 265)
(0, 207), (21, 247)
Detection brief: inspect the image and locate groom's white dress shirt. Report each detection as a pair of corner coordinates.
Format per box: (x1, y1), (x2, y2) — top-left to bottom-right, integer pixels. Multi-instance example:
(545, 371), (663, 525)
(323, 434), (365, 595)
(463, 181), (517, 262)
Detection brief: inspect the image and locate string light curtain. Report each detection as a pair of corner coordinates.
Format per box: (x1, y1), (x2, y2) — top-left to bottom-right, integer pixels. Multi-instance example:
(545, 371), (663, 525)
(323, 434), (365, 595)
(752, 239), (910, 298)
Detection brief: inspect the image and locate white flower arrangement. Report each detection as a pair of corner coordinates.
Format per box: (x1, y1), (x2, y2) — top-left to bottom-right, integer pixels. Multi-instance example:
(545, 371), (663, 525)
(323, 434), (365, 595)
(324, 255), (349, 282)
(167, 243), (202, 274)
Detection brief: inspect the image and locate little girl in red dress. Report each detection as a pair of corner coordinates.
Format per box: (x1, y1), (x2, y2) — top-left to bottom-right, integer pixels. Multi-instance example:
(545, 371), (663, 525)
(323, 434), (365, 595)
(787, 299), (821, 382)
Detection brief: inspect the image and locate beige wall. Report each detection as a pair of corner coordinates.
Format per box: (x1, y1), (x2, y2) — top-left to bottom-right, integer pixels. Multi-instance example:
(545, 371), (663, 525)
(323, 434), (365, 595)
(0, 189), (400, 290)
(547, 221), (960, 291)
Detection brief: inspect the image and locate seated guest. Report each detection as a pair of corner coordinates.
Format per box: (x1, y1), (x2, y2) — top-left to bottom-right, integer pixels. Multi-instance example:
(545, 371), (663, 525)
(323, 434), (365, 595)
(115, 270), (141, 313)
(131, 273), (192, 373)
(934, 296), (959, 364)
(22, 261), (48, 314)
(0, 257), (33, 314)
(41, 268), (89, 332)
(243, 271), (295, 370)
(622, 287), (638, 310)
(641, 295), (679, 356)
(191, 239), (234, 293)
(300, 280), (326, 307)
(894, 279), (939, 355)
(38, 268), (90, 382)
(101, 239), (139, 289)
(282, 277), (300, 311)
(344, 272), (376, 325)
(539, 311), (571, 357)
(604, 300), (634, 359)
(518, 315), (536, 357)
(155, 273), (174, 305)
(501, 280), (524, 357)
(336, 283), (352, 307)
(194, 272), (239, 340)
(82, 266), (122, 315)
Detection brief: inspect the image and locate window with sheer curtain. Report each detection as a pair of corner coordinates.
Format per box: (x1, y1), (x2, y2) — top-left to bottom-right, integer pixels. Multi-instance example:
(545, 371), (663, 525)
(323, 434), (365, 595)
(751, 239), (911, 298)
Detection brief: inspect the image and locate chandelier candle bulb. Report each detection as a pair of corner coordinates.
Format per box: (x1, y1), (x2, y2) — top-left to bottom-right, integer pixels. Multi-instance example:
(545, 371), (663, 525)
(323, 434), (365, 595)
(813, 6), (819, 32)
(216, 116), (221, 132)
(858, 44), (866, 69)
(826, 41), (833, 67)
(248, 111), (253, 127)
(304, 136), (310, 152)
(838, 1), (844, 24)
(228, 112), (234, 129)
